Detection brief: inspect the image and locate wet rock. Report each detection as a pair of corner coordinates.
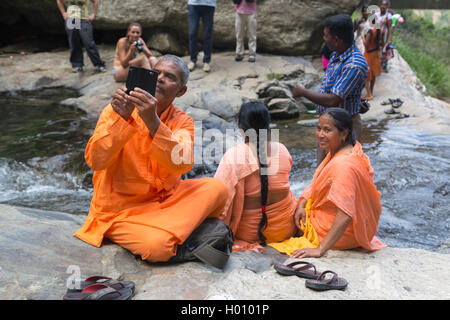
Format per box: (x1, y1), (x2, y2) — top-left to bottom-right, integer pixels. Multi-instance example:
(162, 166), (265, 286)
(434, 183), (450, 196)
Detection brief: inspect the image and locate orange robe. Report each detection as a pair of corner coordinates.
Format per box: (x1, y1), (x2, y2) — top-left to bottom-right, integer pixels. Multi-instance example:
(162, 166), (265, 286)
(300, 141), (387, 251)
(214, 142), (298, 252)
(74, 103), (228, 262)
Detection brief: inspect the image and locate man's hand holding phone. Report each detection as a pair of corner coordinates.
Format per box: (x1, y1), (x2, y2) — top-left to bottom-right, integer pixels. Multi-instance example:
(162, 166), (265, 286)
(128, 88), (160, 136)
(111, 87), (135, 121)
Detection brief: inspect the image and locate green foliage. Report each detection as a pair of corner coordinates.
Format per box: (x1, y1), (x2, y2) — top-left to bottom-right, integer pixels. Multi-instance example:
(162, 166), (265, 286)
(394, 36), (450, 98)
(392, 10), (450, 98)
(266, 72), (283, 80)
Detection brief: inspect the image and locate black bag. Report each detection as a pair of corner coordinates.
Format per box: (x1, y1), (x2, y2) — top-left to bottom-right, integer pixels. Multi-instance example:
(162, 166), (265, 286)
(360, 99), (371, 114)
(168, 218), (235, 270)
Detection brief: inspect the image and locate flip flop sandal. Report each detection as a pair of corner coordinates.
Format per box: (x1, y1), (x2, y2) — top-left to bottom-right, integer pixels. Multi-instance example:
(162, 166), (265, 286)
(395, 113), (409, 119)
(380, 100), (392, 105)
(274, 261), (321, 279)
(305, 270), (348, 291)
(384, 108), (400, 114)
(63, 283), (134, 300)
(392, 101), (403, 108)
(65, 276), (135, 294)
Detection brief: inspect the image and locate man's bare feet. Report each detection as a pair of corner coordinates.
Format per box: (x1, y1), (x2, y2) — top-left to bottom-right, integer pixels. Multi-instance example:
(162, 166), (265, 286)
(362, 95), (373, 101)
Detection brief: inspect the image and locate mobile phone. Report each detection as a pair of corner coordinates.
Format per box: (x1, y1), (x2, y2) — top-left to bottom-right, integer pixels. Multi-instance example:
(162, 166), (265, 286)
(125, 66), (159, 96)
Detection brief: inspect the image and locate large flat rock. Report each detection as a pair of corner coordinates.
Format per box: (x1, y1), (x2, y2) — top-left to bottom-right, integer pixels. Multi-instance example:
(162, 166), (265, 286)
(0, 204), (448, 300)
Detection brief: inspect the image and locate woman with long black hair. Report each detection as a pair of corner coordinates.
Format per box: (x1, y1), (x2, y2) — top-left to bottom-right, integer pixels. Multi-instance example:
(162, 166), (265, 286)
(214, 101), (299, 252)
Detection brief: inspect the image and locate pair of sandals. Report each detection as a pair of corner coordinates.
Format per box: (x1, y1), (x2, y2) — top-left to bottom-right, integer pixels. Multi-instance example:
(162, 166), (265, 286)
(63, 276), (135, 300)
(274, 261), (348, 291)
(381, 98), (404, 108)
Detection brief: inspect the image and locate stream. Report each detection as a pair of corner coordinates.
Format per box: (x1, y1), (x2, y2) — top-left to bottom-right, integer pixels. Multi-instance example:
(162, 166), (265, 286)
(1, 88), (449, 251)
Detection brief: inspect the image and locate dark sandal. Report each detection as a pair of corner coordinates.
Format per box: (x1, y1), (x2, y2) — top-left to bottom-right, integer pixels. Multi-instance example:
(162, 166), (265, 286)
(66, 275), (135, 294)
(274, 261), (321, 279)
(392, 101), (403, 108)
(63, 283), (134, 300)
(384, 108), (400, 114)
(305, 270), (348, 291)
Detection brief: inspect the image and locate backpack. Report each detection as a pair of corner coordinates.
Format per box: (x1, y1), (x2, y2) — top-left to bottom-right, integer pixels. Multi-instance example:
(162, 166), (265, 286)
(168, 218), (235, 270)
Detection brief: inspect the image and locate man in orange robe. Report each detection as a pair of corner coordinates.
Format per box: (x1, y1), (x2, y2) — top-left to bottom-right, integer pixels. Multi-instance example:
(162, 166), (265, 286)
(74, 55), (228, 262)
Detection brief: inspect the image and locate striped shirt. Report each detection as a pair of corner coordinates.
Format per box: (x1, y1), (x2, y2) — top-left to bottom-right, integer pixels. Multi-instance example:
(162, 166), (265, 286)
(316, 42), (369, 115)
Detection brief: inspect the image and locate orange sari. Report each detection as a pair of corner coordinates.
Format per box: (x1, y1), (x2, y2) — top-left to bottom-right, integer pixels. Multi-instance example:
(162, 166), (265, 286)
(300, 141), (387, 251)
(214, 142), (298, 252)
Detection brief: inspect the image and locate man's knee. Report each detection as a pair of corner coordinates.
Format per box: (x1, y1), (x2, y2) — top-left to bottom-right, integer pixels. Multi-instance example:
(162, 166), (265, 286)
(137, 228), (178, 263)
(203, 177), (229, 208)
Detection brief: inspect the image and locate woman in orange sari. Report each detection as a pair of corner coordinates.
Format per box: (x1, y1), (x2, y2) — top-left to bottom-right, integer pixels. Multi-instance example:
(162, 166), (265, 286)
(214, 102), (299, 252)
(282, 108), (387, 258)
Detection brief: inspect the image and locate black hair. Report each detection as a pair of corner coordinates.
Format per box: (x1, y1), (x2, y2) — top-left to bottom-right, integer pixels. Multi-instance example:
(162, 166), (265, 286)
(237, 101), (270, 246)
(324, 14), (354, 45)
(361, 4), (369, 11)
(321, 43), (332, 60)
(323, 108), (356, 146)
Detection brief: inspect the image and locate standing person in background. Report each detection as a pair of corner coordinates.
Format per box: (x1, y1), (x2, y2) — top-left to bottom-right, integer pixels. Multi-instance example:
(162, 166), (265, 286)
(292, 14), (368, 166)
(362, 27), (382, 100)
(354, 5), (369, 54)
(112, 22), (158, 82)
(56, 0), (106, 73)
(187, 0), (216, 73)
(234, 0), (257, 63)
(376, 0), (393, 72)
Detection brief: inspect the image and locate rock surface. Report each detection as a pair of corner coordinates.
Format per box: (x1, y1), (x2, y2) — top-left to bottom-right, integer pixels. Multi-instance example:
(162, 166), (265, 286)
(359, 52), (450, 135)
(0, 46), (321, 125)
(0, 204), (448, 300)
(0, 0), (360, 55)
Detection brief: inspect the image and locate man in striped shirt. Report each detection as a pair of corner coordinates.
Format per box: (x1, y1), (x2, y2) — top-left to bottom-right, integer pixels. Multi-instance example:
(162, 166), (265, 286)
(292, 14), (369, 166)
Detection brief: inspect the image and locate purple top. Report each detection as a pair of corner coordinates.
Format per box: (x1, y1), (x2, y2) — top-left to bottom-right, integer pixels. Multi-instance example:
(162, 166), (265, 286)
(235, 0), (256, 15)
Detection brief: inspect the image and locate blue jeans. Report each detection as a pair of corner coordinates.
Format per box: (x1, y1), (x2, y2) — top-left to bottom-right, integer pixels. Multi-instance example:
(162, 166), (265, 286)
(188, 5), (215, 63)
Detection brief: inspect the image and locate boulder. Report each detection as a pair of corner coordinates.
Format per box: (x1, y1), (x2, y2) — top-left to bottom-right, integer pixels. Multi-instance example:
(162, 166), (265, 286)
(147, 30), (187, 57)
(267, 98), (305, 120)
(1, 204), (449, 300)
(0, 0), (361, 55)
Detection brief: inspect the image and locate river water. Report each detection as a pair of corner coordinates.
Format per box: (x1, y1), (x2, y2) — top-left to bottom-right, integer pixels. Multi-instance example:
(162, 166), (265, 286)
(1, 88), (449, 251)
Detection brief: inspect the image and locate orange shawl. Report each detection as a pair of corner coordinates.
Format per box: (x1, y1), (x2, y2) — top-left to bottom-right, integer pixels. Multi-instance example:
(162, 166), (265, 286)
(214, 142), (297, 252)
(301, 141), (387, 251)
(74, 103), (195, 247)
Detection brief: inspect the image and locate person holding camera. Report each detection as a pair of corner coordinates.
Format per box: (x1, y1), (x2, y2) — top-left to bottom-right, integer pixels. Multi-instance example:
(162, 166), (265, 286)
(233, 0), (257, 63)
(56, 0), (106, 73)
(113, 22), (158, 82)
(74, 54), (229, 263)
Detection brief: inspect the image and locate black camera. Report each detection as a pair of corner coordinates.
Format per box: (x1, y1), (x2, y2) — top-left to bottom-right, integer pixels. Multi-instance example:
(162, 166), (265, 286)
(133, 40), (144, 53)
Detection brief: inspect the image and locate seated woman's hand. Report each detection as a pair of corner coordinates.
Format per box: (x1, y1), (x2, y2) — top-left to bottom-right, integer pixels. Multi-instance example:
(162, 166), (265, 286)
(293, 201), (307, 231)
(291, 247), (322, 259)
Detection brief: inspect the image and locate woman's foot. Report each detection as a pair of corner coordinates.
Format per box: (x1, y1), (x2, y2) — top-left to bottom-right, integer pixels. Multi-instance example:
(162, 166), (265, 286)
(362, 95), (373, 101)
